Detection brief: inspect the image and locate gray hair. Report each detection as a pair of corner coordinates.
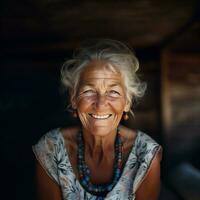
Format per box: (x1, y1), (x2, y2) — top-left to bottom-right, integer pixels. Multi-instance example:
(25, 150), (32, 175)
(61, 39), (146, 116)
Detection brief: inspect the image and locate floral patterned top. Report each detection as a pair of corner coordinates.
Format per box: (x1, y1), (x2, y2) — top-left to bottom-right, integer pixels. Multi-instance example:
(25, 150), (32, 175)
(33, 128), (161, 200)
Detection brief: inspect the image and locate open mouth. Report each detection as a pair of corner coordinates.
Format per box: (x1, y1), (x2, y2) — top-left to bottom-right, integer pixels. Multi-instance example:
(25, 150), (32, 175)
(89, 113), (112, 120)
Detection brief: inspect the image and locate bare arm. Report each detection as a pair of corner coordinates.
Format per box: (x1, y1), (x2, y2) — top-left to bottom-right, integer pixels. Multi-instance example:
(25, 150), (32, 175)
(35, 159), (62, 200)
(135, 148), (162, 200)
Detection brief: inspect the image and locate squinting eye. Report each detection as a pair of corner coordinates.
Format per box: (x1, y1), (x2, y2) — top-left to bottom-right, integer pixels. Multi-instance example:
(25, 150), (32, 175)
(82, 90), (96, 96)
(108, 90), (121, 97)
(83, 90), (95, 93)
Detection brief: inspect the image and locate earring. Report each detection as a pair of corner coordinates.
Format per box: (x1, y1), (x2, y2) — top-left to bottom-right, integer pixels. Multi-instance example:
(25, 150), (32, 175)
(123, 112), (129, 120)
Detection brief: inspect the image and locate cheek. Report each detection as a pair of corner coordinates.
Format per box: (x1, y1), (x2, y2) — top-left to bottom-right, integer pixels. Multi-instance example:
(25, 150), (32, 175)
(109, 98), (127, 113)
(76, 96), (95, 112)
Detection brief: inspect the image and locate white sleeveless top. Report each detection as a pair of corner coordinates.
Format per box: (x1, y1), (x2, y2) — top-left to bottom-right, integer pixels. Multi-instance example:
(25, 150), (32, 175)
(33, 128), (161, 200)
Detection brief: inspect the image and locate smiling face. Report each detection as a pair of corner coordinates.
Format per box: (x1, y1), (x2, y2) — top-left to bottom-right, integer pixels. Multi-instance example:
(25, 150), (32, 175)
(73, 60), (130, 137)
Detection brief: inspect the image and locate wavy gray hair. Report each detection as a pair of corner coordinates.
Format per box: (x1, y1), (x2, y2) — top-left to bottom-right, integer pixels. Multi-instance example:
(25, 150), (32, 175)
(61, 39), (146, 116)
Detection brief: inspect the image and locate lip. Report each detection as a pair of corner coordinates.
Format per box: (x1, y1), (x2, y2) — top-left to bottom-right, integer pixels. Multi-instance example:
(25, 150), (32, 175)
(89, 113), (112, 120)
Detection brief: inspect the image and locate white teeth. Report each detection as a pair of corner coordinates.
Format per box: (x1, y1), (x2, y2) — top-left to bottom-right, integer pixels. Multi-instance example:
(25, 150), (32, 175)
(90, 114), (111, 119)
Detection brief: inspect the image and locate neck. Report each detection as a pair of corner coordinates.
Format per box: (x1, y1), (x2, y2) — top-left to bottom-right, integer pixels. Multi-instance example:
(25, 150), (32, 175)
(82, 128), (118, 163)
(78, 126), (123, 194)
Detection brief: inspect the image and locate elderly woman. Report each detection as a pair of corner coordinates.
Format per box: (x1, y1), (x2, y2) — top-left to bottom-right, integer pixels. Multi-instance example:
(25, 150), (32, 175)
(33, 39), (162, 200)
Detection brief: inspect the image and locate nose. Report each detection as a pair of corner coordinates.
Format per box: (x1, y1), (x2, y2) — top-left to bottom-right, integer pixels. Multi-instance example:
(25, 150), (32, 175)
(95, 93), (107, 109)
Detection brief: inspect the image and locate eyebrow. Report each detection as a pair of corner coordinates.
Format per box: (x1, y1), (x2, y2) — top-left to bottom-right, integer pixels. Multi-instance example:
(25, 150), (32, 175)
(108, 83), (122, 87)
(80, 82), (122, 88)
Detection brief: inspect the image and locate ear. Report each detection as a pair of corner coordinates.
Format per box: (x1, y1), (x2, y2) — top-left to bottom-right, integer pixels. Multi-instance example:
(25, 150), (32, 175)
(71, 97), (77, 109)
(124, 101), (130, 112)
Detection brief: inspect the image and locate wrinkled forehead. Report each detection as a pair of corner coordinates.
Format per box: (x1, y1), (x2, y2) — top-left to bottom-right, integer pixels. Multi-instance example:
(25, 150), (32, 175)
(80, 60), (122, 81)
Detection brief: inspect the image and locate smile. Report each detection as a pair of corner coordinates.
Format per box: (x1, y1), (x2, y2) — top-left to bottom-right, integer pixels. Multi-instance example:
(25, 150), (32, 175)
(89, 113), (112, 119)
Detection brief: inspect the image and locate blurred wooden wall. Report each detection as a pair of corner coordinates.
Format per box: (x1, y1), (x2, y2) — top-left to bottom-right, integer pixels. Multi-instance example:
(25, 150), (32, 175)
(161, 23), (200, 168)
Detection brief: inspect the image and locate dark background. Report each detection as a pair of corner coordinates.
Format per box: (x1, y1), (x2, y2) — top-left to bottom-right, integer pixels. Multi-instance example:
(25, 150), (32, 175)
(1, 1), (200, 199)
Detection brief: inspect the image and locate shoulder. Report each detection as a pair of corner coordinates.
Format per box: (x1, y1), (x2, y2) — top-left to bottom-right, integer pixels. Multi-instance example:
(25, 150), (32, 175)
(32, 128), (64, 184)
(137, 130), (158, 145)
(33, 128), (62, 152)
(60, 126), (80, 149)
(35, 126), (80, 146)
(132, 131), (162, 193)
(119, 125), (137, 148)
(135, 148), (161, 199)
(136, 130), (161, 160)
(60, 126), (80, 157)
(119, 126), (139, 162)
(60, 126), (80, 143)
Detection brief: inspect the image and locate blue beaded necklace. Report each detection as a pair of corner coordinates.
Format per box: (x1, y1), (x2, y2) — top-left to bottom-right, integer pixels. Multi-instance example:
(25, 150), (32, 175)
(78, 128), (123, 197)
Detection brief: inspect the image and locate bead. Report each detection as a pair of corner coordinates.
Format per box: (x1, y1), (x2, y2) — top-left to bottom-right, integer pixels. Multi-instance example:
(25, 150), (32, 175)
(85, 176), (89, 181)
(78, 127), (123, 195)
(107, 185), (113, 191)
